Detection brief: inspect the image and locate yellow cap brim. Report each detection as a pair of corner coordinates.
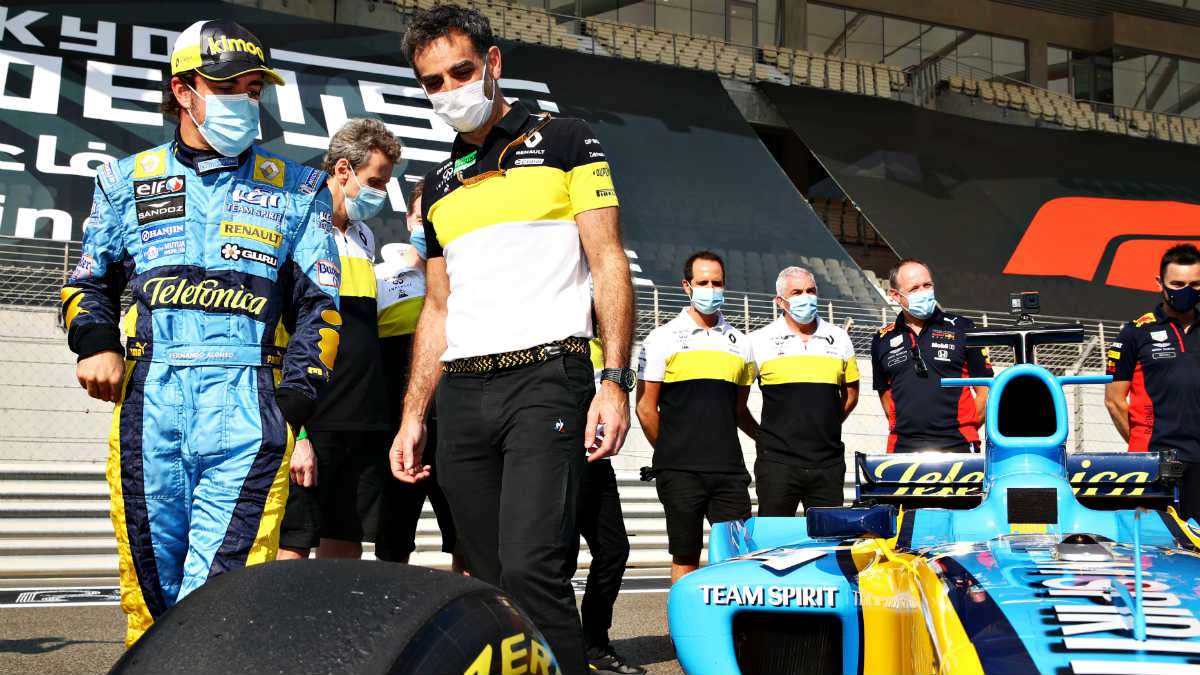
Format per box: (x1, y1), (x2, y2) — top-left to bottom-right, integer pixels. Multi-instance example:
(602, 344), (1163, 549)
(197, 65), (286, 86)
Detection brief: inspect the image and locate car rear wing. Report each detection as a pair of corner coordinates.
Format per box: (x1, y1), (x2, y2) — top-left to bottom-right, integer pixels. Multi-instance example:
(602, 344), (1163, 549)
(855, 450), (1181, 511)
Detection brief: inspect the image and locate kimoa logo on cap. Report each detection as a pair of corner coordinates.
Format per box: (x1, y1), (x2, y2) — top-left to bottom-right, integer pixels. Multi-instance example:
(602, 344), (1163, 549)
(207, 35), (265, 60)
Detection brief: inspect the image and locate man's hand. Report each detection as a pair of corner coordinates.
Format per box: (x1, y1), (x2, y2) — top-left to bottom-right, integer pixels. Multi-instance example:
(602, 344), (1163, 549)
(389, 416), (431, 482)
(76, 350), (124, 403)
(290, 437), (318, 488)
(585, 382), (630, 461)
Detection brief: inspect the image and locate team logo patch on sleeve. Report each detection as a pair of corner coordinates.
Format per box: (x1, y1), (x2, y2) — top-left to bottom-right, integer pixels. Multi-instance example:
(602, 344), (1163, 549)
(83, 198), (101, 231)
(316, 260), (341, 288)
(315, 209), (333, 233)
(133, 149), (167, 178)
(298, 167), (322, 194)
(221, 242), (279, 268)
(70, 254), (93, 281)
(253, 155), (286, 187)
(219, 221), (283, 249)
(1134, 313), (1157, 326)
(98, 161), (119, 190)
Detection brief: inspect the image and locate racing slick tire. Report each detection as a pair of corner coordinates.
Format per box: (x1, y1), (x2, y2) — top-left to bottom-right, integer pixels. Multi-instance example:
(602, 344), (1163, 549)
(109, 559), (557, 674)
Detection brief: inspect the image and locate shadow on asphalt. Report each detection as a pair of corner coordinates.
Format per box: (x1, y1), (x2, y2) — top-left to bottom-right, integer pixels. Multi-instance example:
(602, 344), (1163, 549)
(613, 634), (676, 667)
(0, 637), (121, 655)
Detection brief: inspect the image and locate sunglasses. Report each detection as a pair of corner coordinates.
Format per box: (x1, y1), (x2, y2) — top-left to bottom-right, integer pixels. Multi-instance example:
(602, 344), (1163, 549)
(910, 345), (929, 378)
(457, 113), (554, 186)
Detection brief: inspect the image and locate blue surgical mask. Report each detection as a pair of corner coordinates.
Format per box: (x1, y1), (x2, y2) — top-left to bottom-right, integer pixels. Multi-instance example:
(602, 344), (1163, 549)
(186, 84), (259, 157)
(786, 294), (819, 324)
(1165, 285), (1200, 313)
(343, 169), (388, 221)
(904, 289), (937, 319)
(409, 225), (427, 259)
(689, 285), (724, 315)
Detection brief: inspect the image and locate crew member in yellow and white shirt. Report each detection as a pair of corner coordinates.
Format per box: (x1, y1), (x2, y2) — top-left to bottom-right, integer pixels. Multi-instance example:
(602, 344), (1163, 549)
(748, 266), (858, 517)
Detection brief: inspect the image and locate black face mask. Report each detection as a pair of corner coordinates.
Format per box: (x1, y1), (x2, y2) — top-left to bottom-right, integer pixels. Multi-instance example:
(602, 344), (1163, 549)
(1165, 285), (1200, 313)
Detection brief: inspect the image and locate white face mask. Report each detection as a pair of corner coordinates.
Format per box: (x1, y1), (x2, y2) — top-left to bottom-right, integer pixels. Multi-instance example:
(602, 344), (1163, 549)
(427, 69), (495, 133)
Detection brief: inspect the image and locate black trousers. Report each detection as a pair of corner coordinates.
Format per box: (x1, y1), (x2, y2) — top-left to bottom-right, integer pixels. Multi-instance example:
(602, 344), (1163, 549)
(755, 458), (845, 517)
(436, 354), (593, 674)
(564, 458), (630, 652)
(375, 410), (457, 561)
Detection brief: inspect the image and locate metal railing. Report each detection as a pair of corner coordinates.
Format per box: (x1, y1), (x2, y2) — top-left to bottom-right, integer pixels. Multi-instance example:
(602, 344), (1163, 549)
(6, 235), (1124, 376)
(635, 284), (1123, 375)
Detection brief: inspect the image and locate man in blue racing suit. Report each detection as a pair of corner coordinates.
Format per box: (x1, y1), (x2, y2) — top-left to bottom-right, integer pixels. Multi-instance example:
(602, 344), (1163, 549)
(60, 19), (341, 646)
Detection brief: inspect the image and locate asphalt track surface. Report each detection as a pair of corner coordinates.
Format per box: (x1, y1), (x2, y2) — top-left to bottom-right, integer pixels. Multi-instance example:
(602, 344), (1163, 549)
(0, 570), (683, 674)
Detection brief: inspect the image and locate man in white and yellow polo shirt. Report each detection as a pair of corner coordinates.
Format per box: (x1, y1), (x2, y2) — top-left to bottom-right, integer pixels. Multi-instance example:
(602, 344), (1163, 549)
(748, 266), (858, 517)
(637, 251), (757, 585)
(278, 119), (402, 560)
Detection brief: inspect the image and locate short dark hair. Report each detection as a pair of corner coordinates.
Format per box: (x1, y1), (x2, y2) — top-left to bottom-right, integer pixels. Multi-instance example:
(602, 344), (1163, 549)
(684, 250), (724, 282)
(160, 72), (197, 119)
(1160, 243), (1200, 279)
(889, 258), (931, 289)
(407, 178), (425, 213)
(402, 4), (493, 72)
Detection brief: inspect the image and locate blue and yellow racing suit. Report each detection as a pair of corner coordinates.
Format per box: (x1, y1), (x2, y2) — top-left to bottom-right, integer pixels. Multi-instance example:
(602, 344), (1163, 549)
(61, 132), (341, 645)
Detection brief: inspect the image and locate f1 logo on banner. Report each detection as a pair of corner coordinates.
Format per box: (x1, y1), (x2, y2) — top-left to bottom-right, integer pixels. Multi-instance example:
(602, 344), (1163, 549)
(1003, 197), (1200, 292)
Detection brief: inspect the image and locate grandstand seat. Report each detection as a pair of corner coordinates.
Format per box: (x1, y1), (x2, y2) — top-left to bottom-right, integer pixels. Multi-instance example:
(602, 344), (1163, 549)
(876, 72), (891, 97)
(949, 76), (963, 93)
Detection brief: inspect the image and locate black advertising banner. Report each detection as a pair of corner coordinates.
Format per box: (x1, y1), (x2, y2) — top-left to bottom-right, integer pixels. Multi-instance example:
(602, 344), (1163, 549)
(0, 0), (868, 297)
(0, 0), (476, 250)
(761, 83), (1200, 320)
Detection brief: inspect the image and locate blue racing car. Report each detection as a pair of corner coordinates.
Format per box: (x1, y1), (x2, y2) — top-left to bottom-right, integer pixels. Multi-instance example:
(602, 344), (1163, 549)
(669, 324), (1200, 675)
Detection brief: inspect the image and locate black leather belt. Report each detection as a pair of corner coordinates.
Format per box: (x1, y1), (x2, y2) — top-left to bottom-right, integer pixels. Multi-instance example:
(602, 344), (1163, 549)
(444, 337), (589, 375)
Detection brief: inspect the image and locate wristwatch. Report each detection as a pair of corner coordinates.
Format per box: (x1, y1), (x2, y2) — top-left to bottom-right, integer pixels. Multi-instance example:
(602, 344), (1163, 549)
(600, 367), (636, 392)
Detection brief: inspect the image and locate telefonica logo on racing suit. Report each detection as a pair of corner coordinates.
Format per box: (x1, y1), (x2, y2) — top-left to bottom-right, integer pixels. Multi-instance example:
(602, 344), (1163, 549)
(142, 276), (268, 318)
(207, 35), (265, 61)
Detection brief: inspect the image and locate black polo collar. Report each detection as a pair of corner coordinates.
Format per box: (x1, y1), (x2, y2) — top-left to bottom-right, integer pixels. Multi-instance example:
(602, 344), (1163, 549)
(1154, 302), (1200, 330)
(171, 128), (251, 175)
(893, 306), (947, 333)
(450, 101), (535, 159)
